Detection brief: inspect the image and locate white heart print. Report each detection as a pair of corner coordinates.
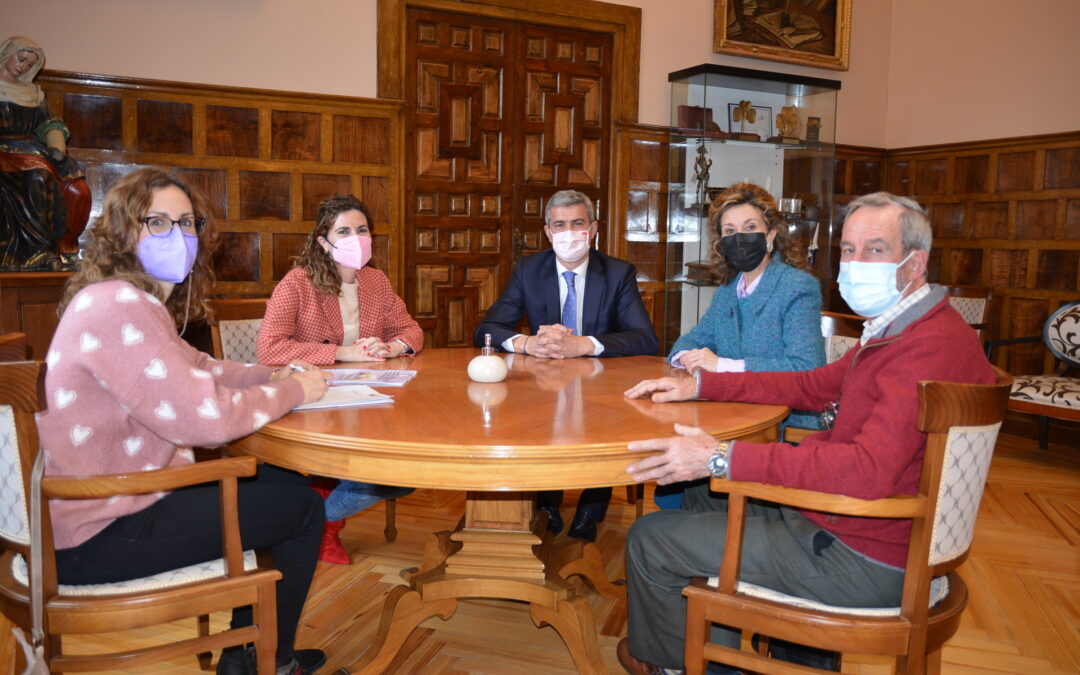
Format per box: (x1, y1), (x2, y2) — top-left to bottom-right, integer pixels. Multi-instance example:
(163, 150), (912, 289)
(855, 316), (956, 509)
(144, 359), (167, 379)
(190, 368), (211, 379)
(121, 323), (144, 345)
(253, 411), (270, 429)
(155, 401), (176, 420)
(124, 437), (144, 456)
(70, 425), (92, 445)
(55, 389), (76, 409)
(73, 293), (94, 312)
(115, 287), (140, 303)
(46, 350), (61, 368)
(232, 392), (242, 404)
(259, 385), (277, 398)
(197, 398), (221, 419)
(80, 332), (101, 353)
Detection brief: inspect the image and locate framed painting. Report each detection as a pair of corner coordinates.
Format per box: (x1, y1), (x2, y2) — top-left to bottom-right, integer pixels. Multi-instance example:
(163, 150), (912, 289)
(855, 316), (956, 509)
(713, 0), (852, 71)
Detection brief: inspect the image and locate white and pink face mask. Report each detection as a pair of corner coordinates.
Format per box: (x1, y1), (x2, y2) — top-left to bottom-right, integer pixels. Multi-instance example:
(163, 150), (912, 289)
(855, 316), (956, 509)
(327, 234), (372, 270)
(550, 229), (591, 263)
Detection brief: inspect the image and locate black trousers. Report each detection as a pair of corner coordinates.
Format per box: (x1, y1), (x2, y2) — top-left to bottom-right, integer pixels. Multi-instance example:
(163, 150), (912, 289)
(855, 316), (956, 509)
(55, 464), (323, 661)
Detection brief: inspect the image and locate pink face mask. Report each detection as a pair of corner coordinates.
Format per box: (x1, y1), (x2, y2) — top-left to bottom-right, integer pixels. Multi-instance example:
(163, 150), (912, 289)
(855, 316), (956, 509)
(328, 235), (372, 270)
(550, 228), (591, 263)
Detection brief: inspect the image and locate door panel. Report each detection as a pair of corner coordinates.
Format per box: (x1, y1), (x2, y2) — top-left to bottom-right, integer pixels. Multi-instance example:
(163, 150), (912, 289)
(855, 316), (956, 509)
(406, 8), (612, 347)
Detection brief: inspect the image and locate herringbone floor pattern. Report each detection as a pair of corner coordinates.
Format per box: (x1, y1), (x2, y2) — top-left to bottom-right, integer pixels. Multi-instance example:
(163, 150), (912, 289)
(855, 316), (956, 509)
(1, 432), (1076, 674)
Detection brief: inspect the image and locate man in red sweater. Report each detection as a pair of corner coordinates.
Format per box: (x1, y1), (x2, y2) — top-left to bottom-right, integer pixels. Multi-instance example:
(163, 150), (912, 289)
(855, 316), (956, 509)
(617, 192), (995, 675)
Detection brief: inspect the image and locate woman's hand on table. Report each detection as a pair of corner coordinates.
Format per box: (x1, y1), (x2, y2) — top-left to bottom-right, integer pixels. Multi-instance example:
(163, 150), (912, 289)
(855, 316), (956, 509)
(626, 423), (716, 484)
(337, 338), (391, 361)
(270, 360), (318, 382)
(624, 375), (697, 402)
(291, 368), (331, 403)
(680, 348), (719, 374)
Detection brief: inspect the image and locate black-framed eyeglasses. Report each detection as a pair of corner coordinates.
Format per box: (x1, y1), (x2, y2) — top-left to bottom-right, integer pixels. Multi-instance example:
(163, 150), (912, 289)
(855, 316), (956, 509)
(140, 216), (205, 237)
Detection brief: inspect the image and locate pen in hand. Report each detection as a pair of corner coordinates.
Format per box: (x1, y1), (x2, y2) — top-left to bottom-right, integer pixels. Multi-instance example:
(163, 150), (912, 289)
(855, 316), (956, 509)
(289, 363), (307, 374)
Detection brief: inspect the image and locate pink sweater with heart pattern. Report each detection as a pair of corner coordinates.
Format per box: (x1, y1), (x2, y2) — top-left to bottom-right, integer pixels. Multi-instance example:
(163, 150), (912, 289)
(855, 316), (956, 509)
(37, 280), (304, 549)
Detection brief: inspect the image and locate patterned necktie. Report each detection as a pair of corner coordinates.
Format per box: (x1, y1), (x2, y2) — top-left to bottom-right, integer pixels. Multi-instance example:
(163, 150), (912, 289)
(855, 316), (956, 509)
(561, 270), (577, 334)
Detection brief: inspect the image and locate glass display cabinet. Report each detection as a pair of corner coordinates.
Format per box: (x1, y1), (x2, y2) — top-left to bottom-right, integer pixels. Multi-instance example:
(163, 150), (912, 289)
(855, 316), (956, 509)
(663, 64), (840, 353)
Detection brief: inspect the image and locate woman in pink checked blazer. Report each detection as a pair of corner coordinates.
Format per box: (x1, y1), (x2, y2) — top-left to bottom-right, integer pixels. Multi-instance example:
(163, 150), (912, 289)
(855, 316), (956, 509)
(257, 194), (422, 565)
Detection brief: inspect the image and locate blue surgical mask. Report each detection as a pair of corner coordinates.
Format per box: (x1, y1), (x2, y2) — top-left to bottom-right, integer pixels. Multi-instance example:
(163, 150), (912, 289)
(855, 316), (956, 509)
(837, 251), (914, 318)
(137, 227), (198, 283)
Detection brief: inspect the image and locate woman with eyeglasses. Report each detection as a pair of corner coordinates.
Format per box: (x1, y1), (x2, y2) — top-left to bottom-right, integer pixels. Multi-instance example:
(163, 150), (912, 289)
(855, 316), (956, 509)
(39, 168), (331, 675)
(257, 194), (421, 565)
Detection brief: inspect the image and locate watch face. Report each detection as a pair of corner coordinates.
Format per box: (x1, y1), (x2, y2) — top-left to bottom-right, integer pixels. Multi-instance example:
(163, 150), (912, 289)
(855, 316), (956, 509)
(708, 452), (728, 476)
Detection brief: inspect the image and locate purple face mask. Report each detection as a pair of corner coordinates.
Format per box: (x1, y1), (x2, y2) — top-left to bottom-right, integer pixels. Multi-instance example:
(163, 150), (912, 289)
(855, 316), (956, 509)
(137, 227), (199, 283)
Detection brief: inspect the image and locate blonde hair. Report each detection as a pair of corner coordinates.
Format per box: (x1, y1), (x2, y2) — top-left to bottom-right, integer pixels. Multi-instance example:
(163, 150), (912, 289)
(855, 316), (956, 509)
(708, 182), (807, 286)
(59, 168), (219, 326)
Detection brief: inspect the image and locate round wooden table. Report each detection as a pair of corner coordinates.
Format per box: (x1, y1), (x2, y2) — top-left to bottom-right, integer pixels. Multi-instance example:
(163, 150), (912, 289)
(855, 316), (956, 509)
(232, 348), (788, 674)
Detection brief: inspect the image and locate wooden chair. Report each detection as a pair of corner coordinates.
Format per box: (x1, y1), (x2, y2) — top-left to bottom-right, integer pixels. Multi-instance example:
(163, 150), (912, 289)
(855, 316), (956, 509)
(209, 298), (401, 542)
(0, 332), (28, 362)
(0, 360), (280, 673)
(942, 285), (993, 341)
(682, 366), (1013, 675)
(209, 298), (269, 364)
(985, 300), (1080, 449)
(782, 311), (863, 445)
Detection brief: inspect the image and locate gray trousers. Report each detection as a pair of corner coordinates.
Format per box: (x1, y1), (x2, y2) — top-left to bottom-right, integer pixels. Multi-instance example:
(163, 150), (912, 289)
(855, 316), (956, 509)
(626, 483), (905, 668)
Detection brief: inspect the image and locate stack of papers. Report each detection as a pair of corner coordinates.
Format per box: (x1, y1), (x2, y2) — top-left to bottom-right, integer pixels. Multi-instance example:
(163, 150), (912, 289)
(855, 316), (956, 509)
(325, 369), (418, 387)
(293, 384), (393, 411)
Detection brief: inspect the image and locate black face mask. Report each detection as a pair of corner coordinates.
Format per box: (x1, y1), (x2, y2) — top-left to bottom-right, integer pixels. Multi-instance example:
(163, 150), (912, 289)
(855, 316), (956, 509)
(720, 232), (769, 272)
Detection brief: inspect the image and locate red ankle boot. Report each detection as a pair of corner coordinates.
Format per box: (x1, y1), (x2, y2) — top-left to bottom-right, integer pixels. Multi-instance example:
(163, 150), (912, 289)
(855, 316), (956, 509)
(319, 518), (350, 565)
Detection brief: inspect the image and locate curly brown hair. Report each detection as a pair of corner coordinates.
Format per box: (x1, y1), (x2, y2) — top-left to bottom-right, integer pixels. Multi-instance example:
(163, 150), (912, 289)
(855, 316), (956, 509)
(293, 194), (374, 296)
(59, 168), (219, 327)
(707, 183), (808, 286)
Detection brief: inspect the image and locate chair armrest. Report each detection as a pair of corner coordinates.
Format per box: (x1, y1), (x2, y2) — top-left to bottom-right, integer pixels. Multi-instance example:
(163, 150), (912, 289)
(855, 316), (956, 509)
(42, 456), (257, 499)
(782, 426), (815, 444)
(984, 335), (1039, 360)
(710, 477), (926, 519)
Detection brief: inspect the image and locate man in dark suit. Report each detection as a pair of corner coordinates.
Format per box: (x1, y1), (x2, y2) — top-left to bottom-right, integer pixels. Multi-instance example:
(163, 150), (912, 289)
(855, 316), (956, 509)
(473, 189), (658, 541)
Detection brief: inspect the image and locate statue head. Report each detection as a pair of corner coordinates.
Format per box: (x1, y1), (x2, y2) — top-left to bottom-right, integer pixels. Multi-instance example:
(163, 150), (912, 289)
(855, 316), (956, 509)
(0, 36), (45, 85)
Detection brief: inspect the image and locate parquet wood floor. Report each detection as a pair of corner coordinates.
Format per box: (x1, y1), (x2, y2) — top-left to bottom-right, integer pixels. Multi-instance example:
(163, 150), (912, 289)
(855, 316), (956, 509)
(1, 432), (1076, 674)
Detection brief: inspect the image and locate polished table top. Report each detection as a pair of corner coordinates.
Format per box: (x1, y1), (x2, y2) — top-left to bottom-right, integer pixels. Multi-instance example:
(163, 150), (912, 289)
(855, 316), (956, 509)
(233, 348), (789, 490)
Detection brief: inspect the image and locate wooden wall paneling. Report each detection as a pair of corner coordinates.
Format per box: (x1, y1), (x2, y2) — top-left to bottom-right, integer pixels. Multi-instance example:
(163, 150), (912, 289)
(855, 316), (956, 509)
(1066, 199), (1080, 240)
(0, 272), (72, 360)
(881, 132), (1080, 373)
(38, 70), (404, 302)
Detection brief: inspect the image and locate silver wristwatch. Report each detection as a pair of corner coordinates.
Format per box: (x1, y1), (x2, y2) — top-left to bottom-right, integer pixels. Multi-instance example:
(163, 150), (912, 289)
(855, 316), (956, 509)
(707, 439), (733, 478)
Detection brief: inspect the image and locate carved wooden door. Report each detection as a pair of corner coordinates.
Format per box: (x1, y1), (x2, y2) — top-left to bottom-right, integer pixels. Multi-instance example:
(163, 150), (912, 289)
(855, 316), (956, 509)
(406, 8), (612, 347)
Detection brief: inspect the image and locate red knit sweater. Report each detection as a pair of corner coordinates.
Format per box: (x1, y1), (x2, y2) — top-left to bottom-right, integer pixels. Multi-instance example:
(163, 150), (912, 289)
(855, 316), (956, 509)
(700, 296), (995, 567)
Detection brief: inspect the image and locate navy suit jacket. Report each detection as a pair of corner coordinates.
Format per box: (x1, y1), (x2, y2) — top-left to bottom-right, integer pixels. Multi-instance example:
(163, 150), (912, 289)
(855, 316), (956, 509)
(473, 248), (658, 357)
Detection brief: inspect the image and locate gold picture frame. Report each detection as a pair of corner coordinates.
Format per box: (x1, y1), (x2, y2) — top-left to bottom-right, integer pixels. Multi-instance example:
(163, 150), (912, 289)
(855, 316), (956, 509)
(713, 0), (852, 71)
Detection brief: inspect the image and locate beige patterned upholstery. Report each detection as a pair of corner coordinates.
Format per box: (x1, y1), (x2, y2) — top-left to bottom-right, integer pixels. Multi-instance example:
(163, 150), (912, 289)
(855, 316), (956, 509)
(12, 550), (257, 596)
(1010, 374), (1080, 412)
(218, 318), (263, 364)
(948, 296), (987, 327)
(710, 576), (950, 618)
(0, 407), (29, 545)
(829, 334), (858, 363)
(930, 422), (1001, 564)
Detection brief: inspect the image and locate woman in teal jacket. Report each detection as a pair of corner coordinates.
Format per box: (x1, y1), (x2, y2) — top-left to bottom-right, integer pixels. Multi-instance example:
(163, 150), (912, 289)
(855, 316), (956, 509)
(662, 183), (825, 507)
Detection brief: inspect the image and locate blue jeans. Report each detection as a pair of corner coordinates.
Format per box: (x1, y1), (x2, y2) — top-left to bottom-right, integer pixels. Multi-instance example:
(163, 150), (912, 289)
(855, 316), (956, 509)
(323, 480), (415, 522)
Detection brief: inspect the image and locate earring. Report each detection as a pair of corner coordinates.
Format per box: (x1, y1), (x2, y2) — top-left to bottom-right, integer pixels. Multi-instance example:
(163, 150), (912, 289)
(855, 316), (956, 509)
(766, 239), (774, 253)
